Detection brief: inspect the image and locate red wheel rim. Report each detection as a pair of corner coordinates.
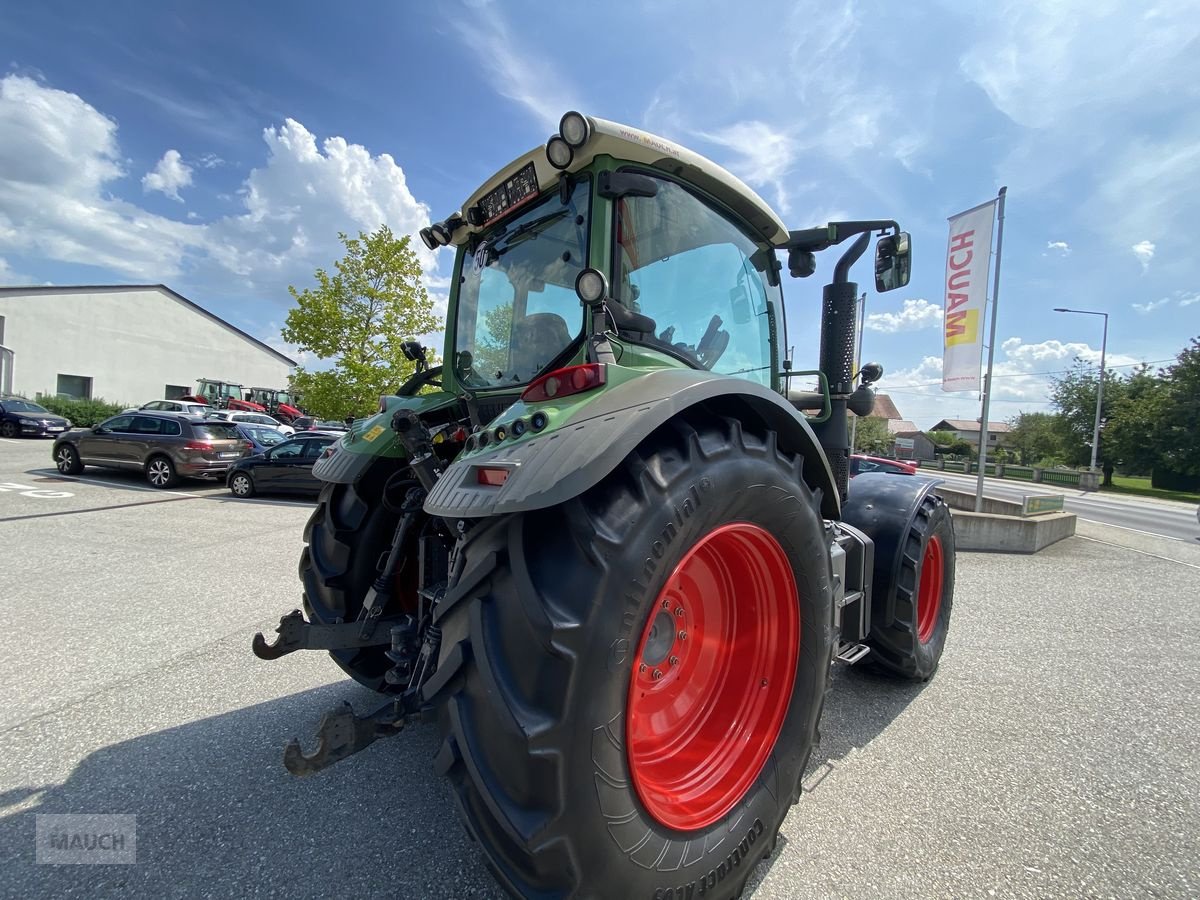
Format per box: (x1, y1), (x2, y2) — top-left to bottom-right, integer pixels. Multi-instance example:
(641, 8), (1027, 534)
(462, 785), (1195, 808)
(916, 535), (944, 644)
(626, 523), (800, 831)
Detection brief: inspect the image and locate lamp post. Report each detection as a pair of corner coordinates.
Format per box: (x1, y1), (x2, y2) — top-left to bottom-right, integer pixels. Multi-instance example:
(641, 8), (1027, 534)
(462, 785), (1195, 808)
(1053, 307), (1109, 472)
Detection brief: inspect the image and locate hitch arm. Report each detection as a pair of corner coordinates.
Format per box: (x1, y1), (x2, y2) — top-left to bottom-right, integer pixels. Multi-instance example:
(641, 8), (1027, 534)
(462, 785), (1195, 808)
(283, 700), (408, 777)
(251, 610), (393, 660)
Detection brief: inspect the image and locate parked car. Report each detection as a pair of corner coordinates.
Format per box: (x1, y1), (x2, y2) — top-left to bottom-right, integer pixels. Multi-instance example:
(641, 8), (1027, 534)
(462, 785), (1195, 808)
(849, 454), (918, 477)
(236, 423), (289, 454)
(226, 433), (339, 498)
(0, 397), (72, 438)
(138, 399), (212, 416)
(52, 413), (252, 488)
(205, 408), (295, 436)
(291, 416), (349, 433)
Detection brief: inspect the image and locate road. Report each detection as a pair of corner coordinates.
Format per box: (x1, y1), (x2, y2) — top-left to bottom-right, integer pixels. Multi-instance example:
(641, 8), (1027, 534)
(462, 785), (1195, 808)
(2, 437), (1198, 898)
(929, 468), (1199, 542)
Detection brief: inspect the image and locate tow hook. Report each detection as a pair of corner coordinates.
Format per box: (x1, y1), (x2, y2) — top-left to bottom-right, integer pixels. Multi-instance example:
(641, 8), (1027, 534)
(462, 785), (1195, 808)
(251, 609), (393, 660)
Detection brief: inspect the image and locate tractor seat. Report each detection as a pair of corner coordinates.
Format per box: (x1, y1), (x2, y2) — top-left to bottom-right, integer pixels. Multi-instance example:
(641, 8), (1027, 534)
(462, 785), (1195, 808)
(511, 312), (572, 371)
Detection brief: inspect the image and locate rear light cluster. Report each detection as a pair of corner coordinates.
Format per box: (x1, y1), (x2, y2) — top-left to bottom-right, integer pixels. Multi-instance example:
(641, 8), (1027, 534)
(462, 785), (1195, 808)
(521, 363), (606, 403)
(184, 441), (212, 451)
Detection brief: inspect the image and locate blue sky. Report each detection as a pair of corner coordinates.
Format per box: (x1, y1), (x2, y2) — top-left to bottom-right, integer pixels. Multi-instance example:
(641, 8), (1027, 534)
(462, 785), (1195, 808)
(1, 0), (1197, 427)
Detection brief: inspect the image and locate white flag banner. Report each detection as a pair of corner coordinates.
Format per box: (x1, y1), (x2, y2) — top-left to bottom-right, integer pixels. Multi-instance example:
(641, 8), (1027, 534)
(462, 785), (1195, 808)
(942, 200), (996, 392)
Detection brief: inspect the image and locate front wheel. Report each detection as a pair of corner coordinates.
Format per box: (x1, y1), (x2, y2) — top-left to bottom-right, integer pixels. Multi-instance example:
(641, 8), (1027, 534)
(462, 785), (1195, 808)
(865, 494), (955, 680)
(427, 416), (834, 899)
(0, 421), (18, 438)
(55, 444), (84, 475)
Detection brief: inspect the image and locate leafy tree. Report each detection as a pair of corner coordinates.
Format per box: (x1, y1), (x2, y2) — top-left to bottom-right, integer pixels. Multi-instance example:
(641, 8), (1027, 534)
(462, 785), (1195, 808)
(1049, 361), (1126, 468)
(1104, 365), (1168, 475)
(283, 226), (438, 420)
(852, 415), (893, 454)
(1006, 411), (1066, 466)
(1157, 337), (1200, 476)
(929, 429), (973, 458)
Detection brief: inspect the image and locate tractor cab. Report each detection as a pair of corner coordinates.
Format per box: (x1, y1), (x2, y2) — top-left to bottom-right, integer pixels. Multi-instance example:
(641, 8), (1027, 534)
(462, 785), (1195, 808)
(182, 379), (266, 413)
(247, 387), (302, 423)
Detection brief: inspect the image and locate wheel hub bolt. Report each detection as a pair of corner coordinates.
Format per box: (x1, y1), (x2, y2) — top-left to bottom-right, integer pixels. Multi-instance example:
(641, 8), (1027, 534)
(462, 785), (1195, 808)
(674, 607), (685, 617)
(651, 669), (663, 681)
(669, 656), (679, 666)
(662, 599), (670, 610)
(639, 664), (646, 673)
(678, 631), (687, 641)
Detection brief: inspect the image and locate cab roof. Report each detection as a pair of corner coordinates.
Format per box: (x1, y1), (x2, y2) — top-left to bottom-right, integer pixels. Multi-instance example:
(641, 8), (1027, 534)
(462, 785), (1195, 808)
(451, 114), (789, 247)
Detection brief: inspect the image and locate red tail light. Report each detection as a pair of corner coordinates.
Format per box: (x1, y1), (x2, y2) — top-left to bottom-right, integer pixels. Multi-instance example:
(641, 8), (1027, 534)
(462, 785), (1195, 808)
(476, 467), (511, 486)
(184, 441), (213, 451)
(521, 363), (607, 403)
(242, 441), (254, 451)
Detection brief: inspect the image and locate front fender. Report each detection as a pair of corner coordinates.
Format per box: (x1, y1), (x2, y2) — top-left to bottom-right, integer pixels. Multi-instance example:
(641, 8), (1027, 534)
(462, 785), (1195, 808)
(423, 368), (839, 520)
(311, 391), (458, 483)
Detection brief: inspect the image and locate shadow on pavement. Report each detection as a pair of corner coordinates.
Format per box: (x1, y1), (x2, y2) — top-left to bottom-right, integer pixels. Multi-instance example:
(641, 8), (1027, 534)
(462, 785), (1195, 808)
(0, 664), (927, 899)
(0, 682), (495, 898)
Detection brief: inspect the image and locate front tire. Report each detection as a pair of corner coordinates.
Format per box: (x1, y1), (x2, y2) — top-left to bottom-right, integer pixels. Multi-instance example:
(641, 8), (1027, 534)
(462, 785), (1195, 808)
(865, 494), (955, 680)
(0, 421), (17, 439)
(426, 416), (834, 899)
(55, 444), (84, 475)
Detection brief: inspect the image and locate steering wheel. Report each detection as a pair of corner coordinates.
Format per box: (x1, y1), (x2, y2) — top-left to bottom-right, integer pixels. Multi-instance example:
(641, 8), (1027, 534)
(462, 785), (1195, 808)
(695, 315), (730, 369)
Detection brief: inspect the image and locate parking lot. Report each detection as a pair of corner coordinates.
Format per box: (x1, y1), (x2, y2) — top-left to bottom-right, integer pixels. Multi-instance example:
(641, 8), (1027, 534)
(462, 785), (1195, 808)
(2, 436), (1197, 898)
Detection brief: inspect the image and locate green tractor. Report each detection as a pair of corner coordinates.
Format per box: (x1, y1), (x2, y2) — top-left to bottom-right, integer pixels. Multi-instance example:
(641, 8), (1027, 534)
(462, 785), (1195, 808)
(254, 112), (954, 899)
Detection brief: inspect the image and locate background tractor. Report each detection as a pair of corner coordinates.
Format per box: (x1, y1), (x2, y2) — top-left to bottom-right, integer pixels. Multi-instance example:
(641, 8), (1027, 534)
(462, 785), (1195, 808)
(246, 387), (303, 423)
(253, 112), (954, 900)
(180, 378), (267, 412)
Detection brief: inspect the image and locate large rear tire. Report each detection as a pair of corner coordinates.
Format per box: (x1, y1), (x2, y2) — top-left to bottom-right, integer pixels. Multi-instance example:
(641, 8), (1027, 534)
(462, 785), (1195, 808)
(425, 415), (834, 899)
(865, 494), (955, 680)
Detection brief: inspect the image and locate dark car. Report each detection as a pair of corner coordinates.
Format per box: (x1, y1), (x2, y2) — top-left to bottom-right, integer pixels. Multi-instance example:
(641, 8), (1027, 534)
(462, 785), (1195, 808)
(0, 397), (72, 438)
(52, 413), (251, 488)
(849, 454), (918, 477)
(236, 423), (288, 454)
(226, 433), (338, 498)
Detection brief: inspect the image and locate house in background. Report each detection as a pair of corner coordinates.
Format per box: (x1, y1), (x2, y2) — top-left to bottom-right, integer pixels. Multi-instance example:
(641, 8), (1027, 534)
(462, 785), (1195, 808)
(0, 284), (296, 404)
(929, 418), (1013, 452)
(861, 393), (937, 461)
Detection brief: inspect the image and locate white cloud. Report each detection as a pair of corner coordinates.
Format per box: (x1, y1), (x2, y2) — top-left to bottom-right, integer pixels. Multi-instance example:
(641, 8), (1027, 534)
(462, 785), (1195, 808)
(1131, 240), (1155, 271)
(864, 297), (943, 333)
(697, 121), (797, 213)
(0, 257), (29, 285)
(1179, 292), (1200, 307)
(0, 75), (437, 301)
(142, 149), (193, 202)
(450, 4), (578, 130)
(1132, 297), (1170, 314)
(197, 153), (224, 169)
(1045, 240), (1070, 255)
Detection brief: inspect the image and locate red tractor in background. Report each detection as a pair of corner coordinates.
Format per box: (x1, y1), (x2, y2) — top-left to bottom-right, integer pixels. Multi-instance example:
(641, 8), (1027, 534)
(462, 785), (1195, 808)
(179, 378), (267, 412)
(246, 387), (304, 424)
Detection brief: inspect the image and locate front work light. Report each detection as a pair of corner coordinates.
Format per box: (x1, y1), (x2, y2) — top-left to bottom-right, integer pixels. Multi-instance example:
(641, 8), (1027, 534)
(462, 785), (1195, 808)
(546, 136), (573, 170)
(430, 222), (451, 246)
(559, 111), (591, 148)
(575, 267), (608, 304)
(419, 227), (438, 251)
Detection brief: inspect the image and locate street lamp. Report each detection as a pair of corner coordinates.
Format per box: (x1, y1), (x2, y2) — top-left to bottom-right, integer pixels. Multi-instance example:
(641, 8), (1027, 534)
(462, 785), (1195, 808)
(1053, 307), (1109, 472)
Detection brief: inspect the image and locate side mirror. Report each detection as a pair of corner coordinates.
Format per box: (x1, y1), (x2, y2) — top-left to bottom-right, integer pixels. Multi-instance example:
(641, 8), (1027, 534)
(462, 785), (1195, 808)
(875, 232), (911, 292)
(92, 425), (108, 434)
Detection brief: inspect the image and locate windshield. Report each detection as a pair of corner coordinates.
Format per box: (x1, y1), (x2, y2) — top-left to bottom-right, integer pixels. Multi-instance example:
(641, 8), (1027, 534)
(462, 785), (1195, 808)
(4, 400), (49, 414)
(243, 426), (285, 446)
(453, 177), (589, 389)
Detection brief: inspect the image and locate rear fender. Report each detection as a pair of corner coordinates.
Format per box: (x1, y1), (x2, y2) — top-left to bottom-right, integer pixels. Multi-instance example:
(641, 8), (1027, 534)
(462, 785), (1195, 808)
(423, 368), (839, 520)
(839, 472), (944, 624)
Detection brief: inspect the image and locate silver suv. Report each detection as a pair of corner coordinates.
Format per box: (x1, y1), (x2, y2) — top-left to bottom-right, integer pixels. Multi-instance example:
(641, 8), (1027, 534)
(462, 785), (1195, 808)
(52, 413), (251, 488)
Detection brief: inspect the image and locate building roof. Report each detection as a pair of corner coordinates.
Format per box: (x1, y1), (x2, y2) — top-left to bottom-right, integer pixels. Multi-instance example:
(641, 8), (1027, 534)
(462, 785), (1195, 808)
(0, 284), (298, 367)
(893, 430), (927, 439)
(870, 393), (903, 420)
(887, 419), (919, 434)
(930, 419), (1011, 433)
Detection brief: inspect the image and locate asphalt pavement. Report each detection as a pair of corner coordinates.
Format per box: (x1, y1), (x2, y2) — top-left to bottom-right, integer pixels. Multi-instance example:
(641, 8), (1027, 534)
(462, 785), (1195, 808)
(929, 467), (1200, 542)
(2, 437), (1198, 899)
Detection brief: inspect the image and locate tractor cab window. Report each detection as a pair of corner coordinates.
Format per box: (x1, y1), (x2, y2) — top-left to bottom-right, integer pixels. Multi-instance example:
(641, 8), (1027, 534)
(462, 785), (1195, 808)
(614, 175), (776, 385)
(453, 177), (590, 389)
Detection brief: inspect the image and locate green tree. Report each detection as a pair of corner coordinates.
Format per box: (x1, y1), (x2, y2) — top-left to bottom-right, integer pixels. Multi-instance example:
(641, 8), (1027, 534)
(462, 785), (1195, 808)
(1049, 361), (1126, 468)
(282, 226), (438, 420)
(1156, 337), (1200, 476)
(1006, 411), (1066, 466)
(929, 429), (973, 458)
(852, 415), (893, 454)
(1104, 365), (1168, 475)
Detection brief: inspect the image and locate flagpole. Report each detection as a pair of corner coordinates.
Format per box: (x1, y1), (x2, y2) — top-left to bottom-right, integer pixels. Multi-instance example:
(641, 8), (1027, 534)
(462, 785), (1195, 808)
(973, 186), (1007, 512)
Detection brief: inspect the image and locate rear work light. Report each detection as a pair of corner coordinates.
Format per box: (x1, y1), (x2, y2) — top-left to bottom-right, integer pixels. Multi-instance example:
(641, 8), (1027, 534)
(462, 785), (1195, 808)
(520, 363), (606, 404)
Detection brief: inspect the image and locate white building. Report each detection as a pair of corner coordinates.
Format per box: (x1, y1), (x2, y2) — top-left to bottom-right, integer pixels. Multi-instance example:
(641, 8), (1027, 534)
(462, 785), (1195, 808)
(0, 284), (296, 403)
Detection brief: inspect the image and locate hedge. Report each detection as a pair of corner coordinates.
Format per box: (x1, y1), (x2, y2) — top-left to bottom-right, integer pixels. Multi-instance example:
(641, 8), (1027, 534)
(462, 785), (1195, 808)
(33, 395), (127, 428)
